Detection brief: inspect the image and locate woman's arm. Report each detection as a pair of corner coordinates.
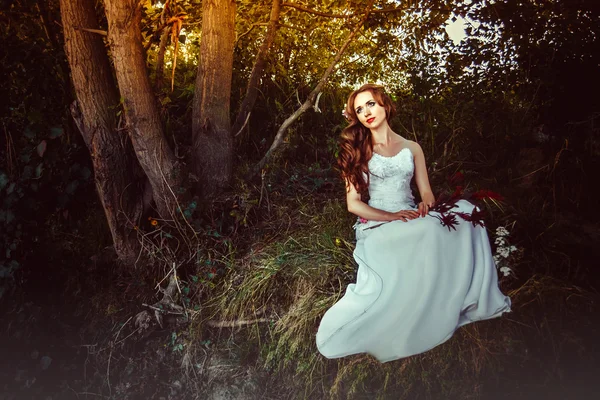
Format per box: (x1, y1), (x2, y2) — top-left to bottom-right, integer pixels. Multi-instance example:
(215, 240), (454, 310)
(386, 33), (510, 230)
(408, 141), (435, 216)
(345, 180), (419, 222)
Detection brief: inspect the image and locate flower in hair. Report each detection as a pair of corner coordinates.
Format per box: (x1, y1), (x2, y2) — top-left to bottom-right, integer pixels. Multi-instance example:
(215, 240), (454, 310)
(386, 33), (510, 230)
(342, 109), (350, 121)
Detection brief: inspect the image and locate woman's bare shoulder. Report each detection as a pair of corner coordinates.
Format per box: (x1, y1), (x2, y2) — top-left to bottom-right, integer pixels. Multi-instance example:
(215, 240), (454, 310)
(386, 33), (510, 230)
(403, 139), (424, 154)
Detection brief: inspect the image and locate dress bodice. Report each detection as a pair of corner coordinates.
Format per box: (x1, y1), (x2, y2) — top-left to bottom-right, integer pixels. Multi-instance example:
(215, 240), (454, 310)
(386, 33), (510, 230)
(367, 147), (415, 212)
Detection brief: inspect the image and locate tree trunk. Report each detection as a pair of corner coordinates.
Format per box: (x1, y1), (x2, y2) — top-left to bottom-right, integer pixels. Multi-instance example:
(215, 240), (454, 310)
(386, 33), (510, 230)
(59, 0), (144, 263)
(231, 0), (281, 137)
(192, 0), (236, 196)
(104, 0), (182, 218)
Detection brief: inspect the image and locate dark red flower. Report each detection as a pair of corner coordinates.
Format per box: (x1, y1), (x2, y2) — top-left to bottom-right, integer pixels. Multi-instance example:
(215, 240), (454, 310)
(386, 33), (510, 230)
(448, 171), (464, 185)
(434, 212), (459, 231)
(456, 209), (486, 228)
(451, 185), (464, 199)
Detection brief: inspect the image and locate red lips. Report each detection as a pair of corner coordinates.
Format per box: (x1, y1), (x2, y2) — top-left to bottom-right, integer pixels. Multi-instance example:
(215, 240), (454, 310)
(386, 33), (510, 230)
(367, 117), (375, 123)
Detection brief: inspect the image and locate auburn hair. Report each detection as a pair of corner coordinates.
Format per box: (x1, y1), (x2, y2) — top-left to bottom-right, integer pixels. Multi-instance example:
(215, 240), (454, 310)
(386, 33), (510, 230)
(338, 84), (397, 193)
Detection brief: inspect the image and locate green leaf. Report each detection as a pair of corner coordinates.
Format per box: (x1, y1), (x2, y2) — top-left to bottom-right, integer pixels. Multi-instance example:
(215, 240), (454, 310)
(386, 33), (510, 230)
(24, 127), (35, 139)
(35, 163), (43, 178)
(0, 173), (8, 191)
(5, 210), (15, 224)
(49, 127), (64, 139)
(66, 180), (79, 194)
(22, 166), (33, 180)
(36, 140), (47, 157)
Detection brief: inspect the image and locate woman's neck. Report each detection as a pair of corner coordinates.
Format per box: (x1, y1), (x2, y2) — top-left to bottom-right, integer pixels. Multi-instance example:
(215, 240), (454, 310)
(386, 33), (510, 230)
(370, 122), (397, 146)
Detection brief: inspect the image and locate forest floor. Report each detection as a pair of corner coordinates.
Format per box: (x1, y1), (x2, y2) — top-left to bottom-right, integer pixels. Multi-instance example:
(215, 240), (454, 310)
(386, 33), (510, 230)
(1, 165), (600, 399)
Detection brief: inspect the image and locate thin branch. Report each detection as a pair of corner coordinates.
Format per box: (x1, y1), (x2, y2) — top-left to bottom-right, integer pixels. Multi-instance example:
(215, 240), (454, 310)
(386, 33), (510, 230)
(251, 8), (371, 177)
(281, 2), (353, 18)
(142, 303), (184, 315)
(235, 22), (268, 46)
(232, 0), (282, 135)
(207, 318), (272, 328)
(73, 26), (107, 36)
(234, 111), (251, 137)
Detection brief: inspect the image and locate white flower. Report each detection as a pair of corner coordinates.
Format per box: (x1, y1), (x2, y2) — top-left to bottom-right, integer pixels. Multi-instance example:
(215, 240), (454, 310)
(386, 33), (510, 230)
(500, 266), (512, 277)
(495, 237), (506, 245)
(510, 245), (517, 252)
(495, 226), (509, 237)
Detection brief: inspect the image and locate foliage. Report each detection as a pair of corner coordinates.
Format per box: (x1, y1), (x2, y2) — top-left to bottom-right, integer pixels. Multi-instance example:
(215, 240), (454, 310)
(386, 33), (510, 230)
(0, 0), (99, 297)
(1, 0), (599, 396)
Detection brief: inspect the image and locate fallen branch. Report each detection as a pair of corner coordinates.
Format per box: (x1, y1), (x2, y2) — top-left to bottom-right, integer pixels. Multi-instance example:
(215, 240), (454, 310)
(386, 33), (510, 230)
(134, 265), (187, 330)
(207, 318), (272, 328)
(142, 303), (184, 315)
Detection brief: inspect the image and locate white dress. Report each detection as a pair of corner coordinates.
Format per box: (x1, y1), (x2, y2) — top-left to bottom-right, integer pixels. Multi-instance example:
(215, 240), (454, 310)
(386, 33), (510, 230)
(316, 148), (511, 362)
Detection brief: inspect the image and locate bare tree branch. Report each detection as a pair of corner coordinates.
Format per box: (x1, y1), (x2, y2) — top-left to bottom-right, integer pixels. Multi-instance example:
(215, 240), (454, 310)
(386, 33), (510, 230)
(235, 22), (268, 47)
(232, 0), (282, 136)
(280, 2), (353, 18)
(73, 26), (107, 36)
(251, 8), (372, 177)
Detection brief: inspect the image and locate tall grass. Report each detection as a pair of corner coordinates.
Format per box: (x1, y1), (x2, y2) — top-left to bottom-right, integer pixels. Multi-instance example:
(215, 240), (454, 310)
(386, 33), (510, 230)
(193, 152), (599, 399)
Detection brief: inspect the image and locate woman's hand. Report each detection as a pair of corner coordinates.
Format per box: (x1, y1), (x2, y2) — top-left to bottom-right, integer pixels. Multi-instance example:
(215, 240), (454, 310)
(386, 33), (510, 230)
(418, 194), (435, 217)
(392, 210), (420, 222)
(417, 202), (430, 217)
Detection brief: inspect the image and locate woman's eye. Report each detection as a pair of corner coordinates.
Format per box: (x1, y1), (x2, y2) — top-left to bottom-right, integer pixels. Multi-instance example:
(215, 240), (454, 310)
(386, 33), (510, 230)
(356, 108), (362, 114)
(367, 101), (376, 107)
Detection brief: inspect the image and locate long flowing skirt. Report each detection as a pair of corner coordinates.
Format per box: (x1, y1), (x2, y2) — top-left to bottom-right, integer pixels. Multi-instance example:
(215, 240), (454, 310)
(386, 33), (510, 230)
(316, 200), (511, 362)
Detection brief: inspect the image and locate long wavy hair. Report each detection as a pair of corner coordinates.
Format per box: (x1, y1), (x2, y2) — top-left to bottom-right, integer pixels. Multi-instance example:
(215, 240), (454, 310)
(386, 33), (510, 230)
(338, 84), (397, 193)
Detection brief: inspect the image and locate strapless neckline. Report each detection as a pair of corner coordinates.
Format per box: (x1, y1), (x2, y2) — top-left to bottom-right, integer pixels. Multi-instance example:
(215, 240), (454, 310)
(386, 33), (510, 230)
(372, 147), (411, 159)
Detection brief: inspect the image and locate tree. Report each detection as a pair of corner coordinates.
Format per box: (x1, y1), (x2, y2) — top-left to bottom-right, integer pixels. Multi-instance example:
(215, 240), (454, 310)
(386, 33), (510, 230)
(192, 0), (236, 196)
(104, 0), (183, 219)
(60, 0), (145, 263)
(55, 0), (468, 263)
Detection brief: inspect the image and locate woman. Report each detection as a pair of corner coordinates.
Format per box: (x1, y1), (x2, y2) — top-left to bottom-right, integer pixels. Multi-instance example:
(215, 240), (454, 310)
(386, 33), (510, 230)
(316, 84), (511, 362)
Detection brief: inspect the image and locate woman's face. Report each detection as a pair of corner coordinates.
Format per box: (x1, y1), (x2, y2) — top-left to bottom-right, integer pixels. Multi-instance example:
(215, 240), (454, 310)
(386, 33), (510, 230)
(353, 91), (387, 129)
